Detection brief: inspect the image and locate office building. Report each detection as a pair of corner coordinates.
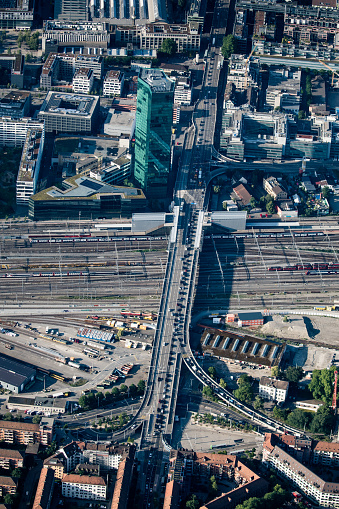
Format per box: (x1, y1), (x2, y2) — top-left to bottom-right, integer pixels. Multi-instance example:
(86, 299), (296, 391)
(54, 0), (89, 21)
(174, 76), (192, 105)
(259, 376), (289, 402)
(62, 474), (106, 500)
(38, 92), (99, 134)
(32, 468), (55, 509)
(16, 125), (45, 206)
(8, 395), (68, 415)
(104, 108), (135, 137)
(40, 53), (103, 90)
(0, 118), (44, 148)
(72, 67), (94, 94)
(134, 68), (174, 198)
(42, 21), (109, 53)
(29, 175), (146, 220)
(138, 23), (201, 52)
(103, 71), (125, 97)
(265, 67), (301, 114)
(0, 419), (54, 445)
(0, 91), (31, 119)
(0, 449), (24, 470)
(0, 0), (33, 29)
(90, 156), (131, 185)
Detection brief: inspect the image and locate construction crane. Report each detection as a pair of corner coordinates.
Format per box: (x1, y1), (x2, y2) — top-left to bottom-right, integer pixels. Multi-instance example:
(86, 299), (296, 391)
(317, 59), (339, 87)
(332, 370), (338, 410)
(244, 44), (258, 89)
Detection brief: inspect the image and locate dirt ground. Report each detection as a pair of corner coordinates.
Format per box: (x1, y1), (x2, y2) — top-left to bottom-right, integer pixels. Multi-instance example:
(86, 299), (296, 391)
(260, 314), (339, 345)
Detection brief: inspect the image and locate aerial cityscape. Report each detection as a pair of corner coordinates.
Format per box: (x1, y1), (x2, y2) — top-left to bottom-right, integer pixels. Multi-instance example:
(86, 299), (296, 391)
(1, 0), (339, 507)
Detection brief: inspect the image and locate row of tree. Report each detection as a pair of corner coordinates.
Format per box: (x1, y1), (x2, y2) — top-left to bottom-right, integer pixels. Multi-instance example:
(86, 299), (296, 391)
(78, 380), (145, 410)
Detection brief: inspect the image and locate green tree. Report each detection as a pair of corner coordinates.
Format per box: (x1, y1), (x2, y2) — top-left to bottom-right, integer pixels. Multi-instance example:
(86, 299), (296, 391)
(11, 467), (23, 478)
(271, 366), (279, 377)
(287, 409), (310, 430)
(234, 374), (253, 403)
(209, 475), (218, 496)
(249, 197), (257, 209)
(202, 385), (214, 398)
(111, 387), (120, 398)
(186, 494), (200, 509)
(178, 0), (186, 8)
(253, 396), (264, 410)
(298, 110), (306, 120)
(3, 412), (13, 421)
(284, 366), (303, 383)
(219, 378), (227, 389)
(309, 366), (337, 404)
(208, 366), (217, 379)
(129, 383), (137, 396)
(322, 186), (330, 200)
(32, 415), (42, 424)
(266, 201), (275, 214)
(127, 436), (134, 444)
(310, 405), (334, 435)
(221, 35), (237, 59)
(137, 380), (146, 393)
(160, 39), (177, 56)
(3, 494), (13, 505)
(120, 384), (128, 394)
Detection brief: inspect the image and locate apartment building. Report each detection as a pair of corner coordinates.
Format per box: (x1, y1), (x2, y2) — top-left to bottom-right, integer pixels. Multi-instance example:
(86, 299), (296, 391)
(0, 449), (24, 470)
(103, 71), (125, 97)
(44, 454), (65, 479)
(0, 419), (54, 445)
(167, 450), (268, 509)
(32, 468), (55, 509)
(259, 377), (289, 403)
(62, 474), (106, 500)
(0, 91), (31, 119)
(263, 434), (339, 507)
(110, 455), (135, 509)
(0, 476), (16, 497)
(72, 68), (94, 94)
(263, 176), (288, 200)
(79, 442), (134, 472)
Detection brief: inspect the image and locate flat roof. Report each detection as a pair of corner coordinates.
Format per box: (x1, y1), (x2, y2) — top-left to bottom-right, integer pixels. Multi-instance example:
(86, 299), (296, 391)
(0, 355), (35, 388)
(38, 92), (99, 118)
(139, 68), (174, 93)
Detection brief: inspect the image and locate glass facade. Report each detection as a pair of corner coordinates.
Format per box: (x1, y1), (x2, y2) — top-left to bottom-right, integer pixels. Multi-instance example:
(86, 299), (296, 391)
(134, 69), (174, 198)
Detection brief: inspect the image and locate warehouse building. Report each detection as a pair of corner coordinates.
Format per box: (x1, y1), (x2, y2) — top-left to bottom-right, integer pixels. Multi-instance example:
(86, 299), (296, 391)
(0, 356), (35, 393)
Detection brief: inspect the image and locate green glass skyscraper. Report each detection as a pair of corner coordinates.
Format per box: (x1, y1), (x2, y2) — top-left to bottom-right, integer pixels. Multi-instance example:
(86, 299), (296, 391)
(134, 69), (174, 198)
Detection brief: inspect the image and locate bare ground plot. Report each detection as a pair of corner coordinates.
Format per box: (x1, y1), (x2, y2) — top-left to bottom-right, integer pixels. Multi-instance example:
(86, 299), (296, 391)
(260, 314), (339, 345)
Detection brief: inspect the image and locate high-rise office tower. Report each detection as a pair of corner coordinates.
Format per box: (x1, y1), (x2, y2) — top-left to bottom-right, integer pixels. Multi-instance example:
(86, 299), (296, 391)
(134, 68), (174, 198)
(54, 0), (89, 21)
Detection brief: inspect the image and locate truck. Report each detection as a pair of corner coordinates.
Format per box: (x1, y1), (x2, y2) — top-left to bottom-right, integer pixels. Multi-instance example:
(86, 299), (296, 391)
(68, 361), (81, 369)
